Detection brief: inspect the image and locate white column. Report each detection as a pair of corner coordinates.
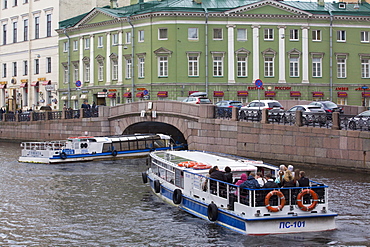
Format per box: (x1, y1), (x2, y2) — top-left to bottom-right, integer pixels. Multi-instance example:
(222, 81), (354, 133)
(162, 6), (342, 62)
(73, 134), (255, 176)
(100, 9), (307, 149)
(278, 26), (286, 83)
(106, 32), (111, 85)
(118, 31), (123, 85)
(89, 35), (94, 86)
(227, 24), (235, 83)
(79, 36), (84, 82)
(252, 25), (260, 83)
(301, 26), (309, 83)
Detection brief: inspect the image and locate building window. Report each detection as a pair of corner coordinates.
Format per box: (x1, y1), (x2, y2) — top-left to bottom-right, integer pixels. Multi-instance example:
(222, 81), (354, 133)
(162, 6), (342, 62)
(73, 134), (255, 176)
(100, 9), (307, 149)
(138, 57), (145, 78)
(138, 30), (144, 42)
(289, 57), (299, 77)
(158, 28), (167, 40)
(23, 0), (27, 3)
(337, 30), (346, 42)
(264, 57), (274, 77)
(188, 28), (198, 40)
(23, 19), (28, 41)
(158, 56), (168, 77)
(74, 64), (78, 82)
(85, 38), (90, 49)
(98, 62), (103, 81)
(264, 28), (273, 40)
(46, 14), (51, 37)
(34, 58), (39, 74)
(35, 16), (39, 39)
(361, 31), (369, 43)
(112, 60), (118, 80)
(213, 55), (223, 77)
(2, 63), (6, 78)
(112, 33), (118, 45)
(125, 58), (132, 79)
(12, 62), (16, 76)
(46, 57), (51, 73)
(98, 36), (103, 47)
(3, 24), (7, 45)
(337, 56), (346, 78)
(4, 0), (7, 8)
(312, 57), (322, 77)
(236, 55), (247, 77)
(213, 28), (222, 40)
(73, 40), (78, 51)
(125, 32), (131, 44)
(23, 60), (27, 75)
(13, 0), (16, 6)
(237, 28), (247, 41)
(84, 64), (90, 82)
(63, 65), (68, 83)
(63, 42), (68, 52)
(361, 57), (370, 78)
(188, 54), (199, 77)
(12, 22), (17, 43)
(290, 29), (299, 41)
(312, 30), (321, 41)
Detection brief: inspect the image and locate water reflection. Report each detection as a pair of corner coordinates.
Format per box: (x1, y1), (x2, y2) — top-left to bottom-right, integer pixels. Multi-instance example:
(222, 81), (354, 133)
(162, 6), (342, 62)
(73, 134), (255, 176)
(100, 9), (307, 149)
(0, 142), (368, 246)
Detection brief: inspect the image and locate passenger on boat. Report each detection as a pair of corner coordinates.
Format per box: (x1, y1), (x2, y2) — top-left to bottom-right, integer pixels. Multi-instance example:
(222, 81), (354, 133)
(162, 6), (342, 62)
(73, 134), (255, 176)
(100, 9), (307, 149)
(274, 164), (287, 186)
(233, 173), (247, 195)
(288, 165), (295, 177)
(210, 166), (226, 194)
(293, 169), (301, 186)
(256, 172), (267, 187)
(298, 171), (310, 187)
(224, 166), (233, 184)
(202, 167), (214, 191)
(281, 170), (295, 187)
(263, 173), (279, 188)
(240, 172), (260, 189)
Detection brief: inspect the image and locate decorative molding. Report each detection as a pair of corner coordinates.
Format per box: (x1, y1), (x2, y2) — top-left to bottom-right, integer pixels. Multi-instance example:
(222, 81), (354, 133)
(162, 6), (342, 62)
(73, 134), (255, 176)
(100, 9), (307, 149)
(235, 48), (251, 55)
(154, 47), (173, 55)
(262, 48), (277, 56)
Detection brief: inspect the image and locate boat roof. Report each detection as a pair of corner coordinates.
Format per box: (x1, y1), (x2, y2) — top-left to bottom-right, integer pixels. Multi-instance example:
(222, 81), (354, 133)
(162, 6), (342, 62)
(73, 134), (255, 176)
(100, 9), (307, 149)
(67, 133), (170, 142)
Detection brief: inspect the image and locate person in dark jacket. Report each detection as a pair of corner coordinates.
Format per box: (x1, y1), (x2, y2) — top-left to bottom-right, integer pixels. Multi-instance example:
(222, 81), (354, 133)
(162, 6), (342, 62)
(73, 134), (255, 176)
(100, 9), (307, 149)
(263, 173), (279, 188)
(240, 172), (260, 189)
(281, 170), (295, 187)
(224, 166), (233, 184)
(210, 166), (226, 181)
(298, 171), (310, 187)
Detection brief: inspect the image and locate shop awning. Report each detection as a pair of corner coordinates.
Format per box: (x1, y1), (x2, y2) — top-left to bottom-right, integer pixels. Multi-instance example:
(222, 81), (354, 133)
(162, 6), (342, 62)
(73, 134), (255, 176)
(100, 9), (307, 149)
(290, 91), (301, 97)
(71, 95), (77, 100)
(157, 91), (168, 97)
(0, 84), (6, 89)
(362, 91), (370, 97)
(136, 92), (144, 98)
(61, 96), (68, 100)
(123, 92), (132, 98)
(265, 91), (276, 97)
(337, 92), (348, 98)
(312, 91), (324, 97)
(20, 83), (28, 88)
(31, 81), (39, 86)
(80, 94), (88, 99)
(213, 91), (224, 97)
(42, 80), (51, 85)
(237, 91), (248, 97)
(108, 93), (116, 98)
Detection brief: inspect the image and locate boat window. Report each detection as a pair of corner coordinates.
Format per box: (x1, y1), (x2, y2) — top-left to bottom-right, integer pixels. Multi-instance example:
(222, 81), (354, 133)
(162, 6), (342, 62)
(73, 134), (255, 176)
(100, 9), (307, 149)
(129, 140), (137, 150)
(174, 169), (184, 188)
(154, 139), (166, 148)
(121, 141), (130, 151)
(112, 142), (121, 151)
(137, 140), (146, 150)
(102, 143), (112, 152)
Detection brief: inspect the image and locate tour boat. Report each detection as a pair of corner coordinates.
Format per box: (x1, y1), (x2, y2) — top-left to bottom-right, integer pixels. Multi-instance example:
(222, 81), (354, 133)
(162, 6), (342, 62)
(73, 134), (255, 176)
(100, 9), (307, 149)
(142, 150), (337, 235)
(19, 134), (184, 164)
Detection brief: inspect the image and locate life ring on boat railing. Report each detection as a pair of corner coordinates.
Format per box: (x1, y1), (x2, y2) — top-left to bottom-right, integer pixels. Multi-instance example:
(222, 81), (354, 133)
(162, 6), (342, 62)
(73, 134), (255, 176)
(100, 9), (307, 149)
(207, 203), (218, 221)
(112, 150), (118, 157)
(172, 189), (182, 205)
(142, 172), (148, 184)
(154, 180), (161, 193)
(177, 161), (196, 168)
(59, 152), (67, 160)
(264, 190), (286, 212)
(297, 189), (319, 212)
(193, 163), (212, 170)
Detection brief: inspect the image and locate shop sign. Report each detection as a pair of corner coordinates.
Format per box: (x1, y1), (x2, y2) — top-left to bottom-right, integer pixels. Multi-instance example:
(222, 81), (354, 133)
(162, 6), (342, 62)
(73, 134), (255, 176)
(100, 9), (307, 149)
(45, 85), (55, 91)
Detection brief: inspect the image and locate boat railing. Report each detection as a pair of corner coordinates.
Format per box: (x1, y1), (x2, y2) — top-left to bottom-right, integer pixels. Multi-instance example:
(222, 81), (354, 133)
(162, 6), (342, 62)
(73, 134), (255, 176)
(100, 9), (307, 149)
(22, 141), (67, 151)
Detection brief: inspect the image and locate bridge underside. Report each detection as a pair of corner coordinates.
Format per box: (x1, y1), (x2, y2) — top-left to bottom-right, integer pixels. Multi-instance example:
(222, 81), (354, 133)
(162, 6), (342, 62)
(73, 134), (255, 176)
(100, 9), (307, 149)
(122, 121), (187, 146)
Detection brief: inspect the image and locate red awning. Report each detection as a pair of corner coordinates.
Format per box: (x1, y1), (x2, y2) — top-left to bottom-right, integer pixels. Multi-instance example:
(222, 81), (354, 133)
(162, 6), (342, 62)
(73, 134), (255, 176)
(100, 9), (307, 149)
(20, 83), (28, 88)
(31, 81), (39, 86)
(136, 92), (144, 98)
(265, 91), (276, 97)
(123, 92), (132, 98)
(157, 91), (168, 97)
(312, 91), (324, 97)
(188, 91), (198, 96)
(42, 80), (51, 85)
(362, 91), (370, 98)
(107, 93), (116, 98)
(0, 84), (6, 89)
(237, 91), (248, 97)
(290, 91), (301, 97)
(213, 91), (224, 97)
(337, 92), (347, 98)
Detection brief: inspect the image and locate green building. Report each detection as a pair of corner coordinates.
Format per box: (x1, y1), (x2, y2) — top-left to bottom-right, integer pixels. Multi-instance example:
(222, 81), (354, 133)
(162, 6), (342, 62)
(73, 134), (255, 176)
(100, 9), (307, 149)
(57, 0), (370, 109)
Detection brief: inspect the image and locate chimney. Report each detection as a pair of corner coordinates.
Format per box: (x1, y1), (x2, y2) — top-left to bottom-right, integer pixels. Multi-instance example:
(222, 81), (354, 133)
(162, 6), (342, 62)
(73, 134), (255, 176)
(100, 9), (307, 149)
(110, 0), (118, 8)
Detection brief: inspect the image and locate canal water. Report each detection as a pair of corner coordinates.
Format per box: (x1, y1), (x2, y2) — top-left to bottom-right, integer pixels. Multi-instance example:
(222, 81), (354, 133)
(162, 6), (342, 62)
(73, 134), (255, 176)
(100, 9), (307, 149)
(0, 141), (368, 246)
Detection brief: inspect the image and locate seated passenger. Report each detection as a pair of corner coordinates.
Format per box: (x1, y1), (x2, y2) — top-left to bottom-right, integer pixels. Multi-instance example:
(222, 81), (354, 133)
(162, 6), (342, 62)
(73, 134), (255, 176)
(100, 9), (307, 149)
(274, 164), (287, 186)
(256, 172), (267, 187)
(224, 166), (233, 184)
(293, 168), (300, 186)
(240, 172), (260, 189)
(263, 173), (279, 188)
(298, 171), (310, 187)
(234, 173), (247, 195)
(281, 170), (295, 187)
(210, 166), (226, 181)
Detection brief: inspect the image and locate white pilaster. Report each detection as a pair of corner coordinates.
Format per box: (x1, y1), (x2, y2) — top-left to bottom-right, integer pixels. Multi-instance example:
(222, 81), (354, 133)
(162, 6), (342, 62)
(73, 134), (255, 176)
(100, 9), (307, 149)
(118, 31), (123, 85)
(106, 32), (111, 85)
(89, 35), (94, 86)
(79, 36), (84, 83)
(278, 26), (286, 83)
(301, 26), (309, 83)
(227, 24), (235, 83)
(252, 25), (260, 83)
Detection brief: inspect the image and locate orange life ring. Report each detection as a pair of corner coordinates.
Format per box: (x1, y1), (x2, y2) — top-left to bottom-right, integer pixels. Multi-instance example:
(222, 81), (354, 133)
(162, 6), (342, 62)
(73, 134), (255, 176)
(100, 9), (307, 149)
(193, 163), (212, 170)
(264, 190), (286, 212)
(178, 161), (196, 168)
(297, 189), (319, 212)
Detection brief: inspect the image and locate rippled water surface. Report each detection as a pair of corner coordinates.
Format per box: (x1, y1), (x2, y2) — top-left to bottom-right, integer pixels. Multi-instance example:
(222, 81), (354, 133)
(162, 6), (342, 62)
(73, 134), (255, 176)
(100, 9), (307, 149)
(0, 141), (369, 246)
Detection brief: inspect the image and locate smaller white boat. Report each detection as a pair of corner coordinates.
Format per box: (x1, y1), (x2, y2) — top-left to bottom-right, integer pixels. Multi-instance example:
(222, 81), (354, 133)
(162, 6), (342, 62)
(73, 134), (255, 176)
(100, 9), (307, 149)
(19, 133), (184, 164)
(143, 150), (337, 235)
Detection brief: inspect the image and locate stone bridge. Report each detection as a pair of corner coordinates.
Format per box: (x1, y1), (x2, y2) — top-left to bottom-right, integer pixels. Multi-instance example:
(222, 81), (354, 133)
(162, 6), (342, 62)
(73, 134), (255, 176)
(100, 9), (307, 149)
(0, 101), (369, 171)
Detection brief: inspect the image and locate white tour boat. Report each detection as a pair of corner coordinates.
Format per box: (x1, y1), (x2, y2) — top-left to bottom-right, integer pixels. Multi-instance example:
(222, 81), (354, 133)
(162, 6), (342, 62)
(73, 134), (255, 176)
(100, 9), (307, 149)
(19, 134), (184, 164)
(142, 150), (337, 235)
